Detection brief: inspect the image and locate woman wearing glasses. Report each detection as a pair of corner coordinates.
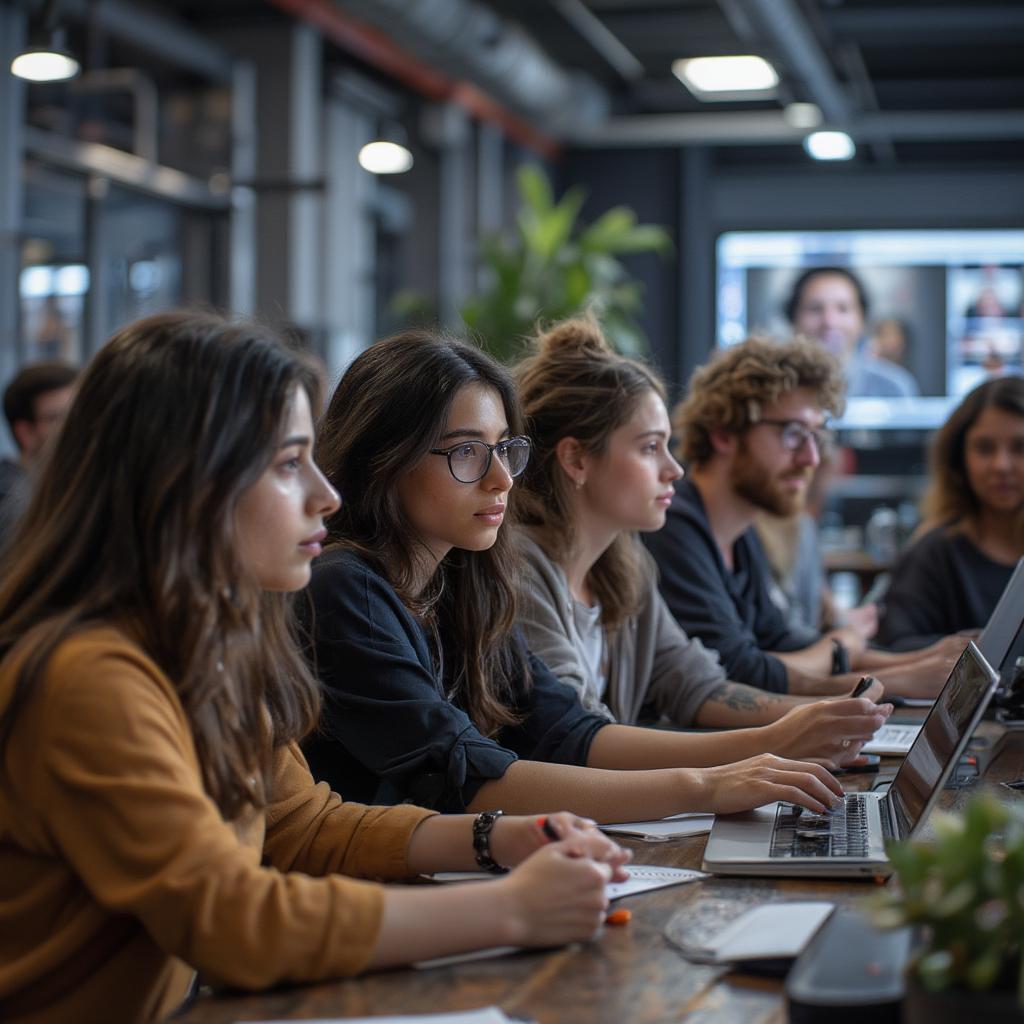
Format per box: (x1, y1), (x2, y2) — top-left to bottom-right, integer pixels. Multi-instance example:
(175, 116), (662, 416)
(300, 329), (847, 824)
(511, 317), (889, 749)
(876, 376), (1024, 650)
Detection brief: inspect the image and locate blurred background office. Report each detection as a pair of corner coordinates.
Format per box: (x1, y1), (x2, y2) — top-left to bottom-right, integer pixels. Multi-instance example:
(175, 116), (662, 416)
(2, 0), (1023, 604)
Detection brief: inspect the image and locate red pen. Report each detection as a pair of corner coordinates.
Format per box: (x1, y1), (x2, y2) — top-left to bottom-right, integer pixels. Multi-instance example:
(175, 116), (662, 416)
(536, 816), (560, 842)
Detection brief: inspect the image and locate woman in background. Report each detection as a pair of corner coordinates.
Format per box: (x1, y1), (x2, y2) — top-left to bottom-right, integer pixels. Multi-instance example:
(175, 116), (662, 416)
(877, 375), (1024, 649)
(510, 316), (887, 742)
(0, 312), (629, 1024)
(301, 328), (851, 826)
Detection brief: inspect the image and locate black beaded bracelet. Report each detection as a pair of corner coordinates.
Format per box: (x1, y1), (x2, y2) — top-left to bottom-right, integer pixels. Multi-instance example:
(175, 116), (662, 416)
(472, 809), (508, 874)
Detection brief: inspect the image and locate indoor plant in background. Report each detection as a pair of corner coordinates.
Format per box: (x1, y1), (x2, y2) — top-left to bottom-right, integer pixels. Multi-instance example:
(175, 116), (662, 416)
(459, 163), (672, 362)
(870, 791), (1024, 1022)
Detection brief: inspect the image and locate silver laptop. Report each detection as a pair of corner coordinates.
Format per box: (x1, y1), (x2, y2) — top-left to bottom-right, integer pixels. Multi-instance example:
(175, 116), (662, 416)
(702, 641), (999, 879)
(978, 557), (1024, 671)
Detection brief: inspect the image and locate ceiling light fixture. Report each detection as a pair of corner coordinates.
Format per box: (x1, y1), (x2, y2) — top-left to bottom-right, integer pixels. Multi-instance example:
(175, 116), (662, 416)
(803, 130), (856, 161)
(10, 0), (80, 83)
(358, 140), (414, 175)
(673, 55), (778, 101)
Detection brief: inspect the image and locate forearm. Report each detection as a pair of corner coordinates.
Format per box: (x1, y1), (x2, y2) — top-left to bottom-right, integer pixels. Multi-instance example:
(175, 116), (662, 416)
(465, 757), (705, 822)
(782, 663), (854, 697)
(368, 882), (517, 969)
(693, 681), (810, 727)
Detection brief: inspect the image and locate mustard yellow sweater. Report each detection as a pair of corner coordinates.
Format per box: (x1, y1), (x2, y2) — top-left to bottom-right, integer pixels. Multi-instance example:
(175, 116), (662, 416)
(0, 626), (435, 1023)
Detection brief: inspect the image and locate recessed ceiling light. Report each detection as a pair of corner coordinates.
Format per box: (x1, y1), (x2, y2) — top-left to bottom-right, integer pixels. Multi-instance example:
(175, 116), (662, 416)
(803, 130), (856, 161)
(673, 55), (778, 100)
(358, 141), (414, 175)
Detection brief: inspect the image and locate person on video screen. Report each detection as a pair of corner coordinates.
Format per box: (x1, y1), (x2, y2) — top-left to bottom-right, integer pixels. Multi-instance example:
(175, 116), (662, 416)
(786, 267), (919, 399)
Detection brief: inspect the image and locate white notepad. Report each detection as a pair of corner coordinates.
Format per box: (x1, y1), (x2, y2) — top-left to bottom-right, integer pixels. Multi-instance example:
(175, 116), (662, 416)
(600, 812), (714, 841)
(861, 722), (921, 754)
(417, 865), (706, 970)
(684, 901), (835, 965)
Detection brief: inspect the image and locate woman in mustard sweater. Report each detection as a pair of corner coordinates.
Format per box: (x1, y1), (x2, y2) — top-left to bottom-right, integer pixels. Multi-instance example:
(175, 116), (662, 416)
(0, 311), (628, 1024)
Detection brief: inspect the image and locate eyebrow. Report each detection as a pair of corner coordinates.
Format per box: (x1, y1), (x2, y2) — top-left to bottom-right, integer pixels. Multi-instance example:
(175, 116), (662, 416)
(280, 433), (311, 449)
(633, 429), (668, 441)
(440, 426), (511, 442)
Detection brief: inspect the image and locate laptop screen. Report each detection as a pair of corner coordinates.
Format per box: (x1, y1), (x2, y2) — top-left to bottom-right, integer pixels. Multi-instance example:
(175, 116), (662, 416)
(888, 643), (999, 837)
(978, 557), (1024, 670)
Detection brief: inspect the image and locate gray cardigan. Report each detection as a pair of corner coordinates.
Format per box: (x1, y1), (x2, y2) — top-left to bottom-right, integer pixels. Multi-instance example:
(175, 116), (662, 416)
(516, 532), (727, 727)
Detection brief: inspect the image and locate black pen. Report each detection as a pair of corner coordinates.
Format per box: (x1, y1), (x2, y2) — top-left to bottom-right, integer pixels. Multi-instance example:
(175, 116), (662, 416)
(850, 676), (875, 698)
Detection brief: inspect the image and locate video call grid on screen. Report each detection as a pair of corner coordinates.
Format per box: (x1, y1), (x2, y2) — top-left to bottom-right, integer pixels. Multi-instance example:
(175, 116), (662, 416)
(716, 230), (1024, 431)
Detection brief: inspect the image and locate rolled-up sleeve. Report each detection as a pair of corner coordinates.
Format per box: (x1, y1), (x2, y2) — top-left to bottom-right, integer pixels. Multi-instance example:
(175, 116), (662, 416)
(500, 646), (608, 768)
(304, 554), (521, 812)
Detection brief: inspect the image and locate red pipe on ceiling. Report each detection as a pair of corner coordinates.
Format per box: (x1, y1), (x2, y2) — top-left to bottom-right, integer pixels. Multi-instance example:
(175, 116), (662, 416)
(265, 0), (561, 159)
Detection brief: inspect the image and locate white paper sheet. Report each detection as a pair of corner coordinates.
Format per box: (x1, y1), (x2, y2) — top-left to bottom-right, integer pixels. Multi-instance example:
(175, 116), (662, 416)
(599, 812), (714, 841)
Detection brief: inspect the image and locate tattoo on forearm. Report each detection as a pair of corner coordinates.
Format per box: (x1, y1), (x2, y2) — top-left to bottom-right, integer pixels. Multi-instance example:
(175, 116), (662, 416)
(706, 682), (783, 712)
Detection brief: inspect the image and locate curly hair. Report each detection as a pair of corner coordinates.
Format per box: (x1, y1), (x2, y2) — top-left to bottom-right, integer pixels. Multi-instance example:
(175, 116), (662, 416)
(921, 375), (1024, 540)
(513, 315), (665, 627)
(674, 336), (846, 466)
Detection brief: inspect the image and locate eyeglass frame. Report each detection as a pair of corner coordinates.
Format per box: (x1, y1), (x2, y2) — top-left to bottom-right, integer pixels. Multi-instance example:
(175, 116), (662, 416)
(753, 418), (832, 453)
(429, 435), (532, 484)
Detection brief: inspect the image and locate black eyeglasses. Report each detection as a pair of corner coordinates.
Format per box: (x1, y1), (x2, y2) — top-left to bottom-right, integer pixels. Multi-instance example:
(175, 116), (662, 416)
(430, 436), (531, 484)
(756, 419), (832, 453)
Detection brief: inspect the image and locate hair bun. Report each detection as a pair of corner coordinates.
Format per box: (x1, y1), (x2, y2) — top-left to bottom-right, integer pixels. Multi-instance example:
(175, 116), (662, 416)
(535, 315), (612, 359)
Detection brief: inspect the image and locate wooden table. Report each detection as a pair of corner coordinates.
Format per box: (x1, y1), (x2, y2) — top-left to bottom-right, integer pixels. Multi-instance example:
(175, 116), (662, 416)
(178, 719), (1024, 1024)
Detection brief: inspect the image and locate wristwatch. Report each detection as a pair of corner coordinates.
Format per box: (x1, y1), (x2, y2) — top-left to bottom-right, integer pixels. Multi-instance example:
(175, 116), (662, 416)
(472, 809), (509, 874)
(831, 637), (850, 675)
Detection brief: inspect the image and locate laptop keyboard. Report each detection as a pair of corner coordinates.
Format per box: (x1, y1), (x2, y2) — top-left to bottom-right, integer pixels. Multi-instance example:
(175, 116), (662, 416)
(768, 794), (870, 858)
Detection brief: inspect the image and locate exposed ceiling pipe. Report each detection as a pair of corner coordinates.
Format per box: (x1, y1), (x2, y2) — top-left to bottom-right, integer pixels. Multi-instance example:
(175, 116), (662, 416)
(331, 0), (609, 134)
(552, 0), (646, 83)
(267, 0), (566, 156)
(569, 109), (1024, 147)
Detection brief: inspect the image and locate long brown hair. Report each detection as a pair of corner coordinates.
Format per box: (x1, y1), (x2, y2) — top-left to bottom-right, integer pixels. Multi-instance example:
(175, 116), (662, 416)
(0, 311), (322, 819)
(315, 329), (527, 736)
(921, 375), (1024, 543)
(513, 316), (665, 627)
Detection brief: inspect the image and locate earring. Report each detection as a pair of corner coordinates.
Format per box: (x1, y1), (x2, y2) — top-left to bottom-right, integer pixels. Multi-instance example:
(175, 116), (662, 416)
(575, 478), (585, 490)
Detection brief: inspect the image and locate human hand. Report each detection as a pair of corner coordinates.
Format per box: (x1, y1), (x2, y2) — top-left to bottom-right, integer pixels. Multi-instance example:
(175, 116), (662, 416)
(498, 843), (613, 947)
(490, 812), (631, 881)
(842, 603), (879, 642)
(766, 697), (892, 768)
(693, 754), (844, 814)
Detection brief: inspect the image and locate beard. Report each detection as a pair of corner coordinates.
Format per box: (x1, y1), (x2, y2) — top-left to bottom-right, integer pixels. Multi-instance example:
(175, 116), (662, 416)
(731, 445), (809, 517)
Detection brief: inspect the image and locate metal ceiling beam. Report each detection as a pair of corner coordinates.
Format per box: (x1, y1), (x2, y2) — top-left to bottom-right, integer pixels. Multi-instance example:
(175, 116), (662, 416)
(721, 0), (853, 126)
(825, 6), (1024, 40)
(552, 0), (646, 82)
(568, 109), (1024, 147)
(60, 0), (234, 83)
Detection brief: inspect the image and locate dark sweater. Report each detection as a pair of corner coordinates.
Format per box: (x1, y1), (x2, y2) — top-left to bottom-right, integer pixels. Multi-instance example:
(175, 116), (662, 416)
(299, 548), (608, 812)
(876, 526), (1016, 650)
(642, 479), (809, 693)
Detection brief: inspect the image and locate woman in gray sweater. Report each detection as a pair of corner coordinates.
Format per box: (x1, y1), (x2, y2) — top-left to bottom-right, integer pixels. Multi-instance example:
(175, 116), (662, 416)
(512, 316), (890, 768)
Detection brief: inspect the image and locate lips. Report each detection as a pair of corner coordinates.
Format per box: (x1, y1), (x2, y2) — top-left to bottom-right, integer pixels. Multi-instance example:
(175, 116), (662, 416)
(299, 527), (327, 555)
(474, 504), (506, 524)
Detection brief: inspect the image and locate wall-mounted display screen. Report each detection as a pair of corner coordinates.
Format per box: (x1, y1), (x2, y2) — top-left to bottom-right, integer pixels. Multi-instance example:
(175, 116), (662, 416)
(716, 230), (1024, 430)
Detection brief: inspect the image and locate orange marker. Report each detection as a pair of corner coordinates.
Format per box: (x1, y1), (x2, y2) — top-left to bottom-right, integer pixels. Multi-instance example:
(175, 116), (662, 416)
(536, 816), (560, 842)
(605, 909), (631, 926)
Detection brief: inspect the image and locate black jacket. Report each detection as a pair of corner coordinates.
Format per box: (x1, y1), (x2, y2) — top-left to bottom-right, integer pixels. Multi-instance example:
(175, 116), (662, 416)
(299, 548), (607, 812)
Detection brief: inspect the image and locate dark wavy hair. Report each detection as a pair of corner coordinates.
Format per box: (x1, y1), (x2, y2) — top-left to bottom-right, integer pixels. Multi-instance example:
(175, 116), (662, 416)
(0, 311), (322, 818)
(921, 375), (1024, 541)
(315, 329), (528, 736)
(513, 315), (665, 628)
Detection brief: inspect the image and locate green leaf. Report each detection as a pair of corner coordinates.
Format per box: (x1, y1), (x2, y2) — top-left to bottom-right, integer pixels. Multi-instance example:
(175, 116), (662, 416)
(517, 164), (554, 217)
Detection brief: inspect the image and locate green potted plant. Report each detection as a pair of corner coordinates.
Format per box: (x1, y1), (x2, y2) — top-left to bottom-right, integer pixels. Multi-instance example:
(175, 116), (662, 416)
(459, 163), (672, 362)
(870, 791), (1024, 1022)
